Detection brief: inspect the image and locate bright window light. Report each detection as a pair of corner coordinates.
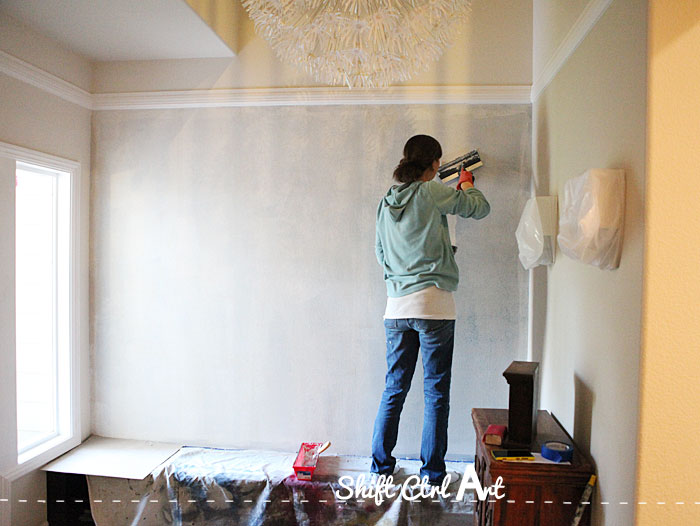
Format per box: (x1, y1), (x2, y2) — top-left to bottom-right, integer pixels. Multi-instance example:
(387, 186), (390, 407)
(15, 161), (72, 458)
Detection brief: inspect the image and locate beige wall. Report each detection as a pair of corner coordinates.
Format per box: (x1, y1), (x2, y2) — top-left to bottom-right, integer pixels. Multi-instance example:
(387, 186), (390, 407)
(532, 0), (647, 524)
(532, 0), (590, 84)
(93, 0), (531, 92)
(0, 14), (92, 526)
(636, 2), (700, 523)
(183, 0), (254, 54)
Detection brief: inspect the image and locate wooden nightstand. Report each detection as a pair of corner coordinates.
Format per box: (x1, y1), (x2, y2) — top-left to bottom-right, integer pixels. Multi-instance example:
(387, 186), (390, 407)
(471, 408), (595, 526)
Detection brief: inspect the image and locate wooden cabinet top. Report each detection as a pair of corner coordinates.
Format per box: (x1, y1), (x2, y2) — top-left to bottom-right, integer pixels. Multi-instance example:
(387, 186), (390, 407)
(472, 408), (594, 478)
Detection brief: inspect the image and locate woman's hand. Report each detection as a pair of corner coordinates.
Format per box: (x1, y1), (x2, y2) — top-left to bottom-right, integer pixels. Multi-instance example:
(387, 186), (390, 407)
(456, 169), (474, 190)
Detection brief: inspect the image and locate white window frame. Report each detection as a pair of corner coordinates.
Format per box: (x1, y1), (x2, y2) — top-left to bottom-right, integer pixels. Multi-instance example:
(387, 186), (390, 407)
(0, 142), (82, 481)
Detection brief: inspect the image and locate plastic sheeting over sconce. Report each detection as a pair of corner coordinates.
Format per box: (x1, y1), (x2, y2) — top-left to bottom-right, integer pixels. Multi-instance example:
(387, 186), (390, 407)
(557, 169), (625, 270)
(516, 196), (558, 270)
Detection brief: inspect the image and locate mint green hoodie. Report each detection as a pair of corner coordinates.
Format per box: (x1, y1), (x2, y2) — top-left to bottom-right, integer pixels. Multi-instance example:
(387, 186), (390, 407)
(375, 180), (490, 297)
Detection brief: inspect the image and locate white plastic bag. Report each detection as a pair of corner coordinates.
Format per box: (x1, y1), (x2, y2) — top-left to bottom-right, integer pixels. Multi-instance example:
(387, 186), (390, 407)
(557, 169), (625, 270)
(516, 196), (557, 269)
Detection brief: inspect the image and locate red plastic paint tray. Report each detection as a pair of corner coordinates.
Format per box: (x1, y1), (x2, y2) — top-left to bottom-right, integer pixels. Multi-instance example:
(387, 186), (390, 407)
(293, 442), (324, 481)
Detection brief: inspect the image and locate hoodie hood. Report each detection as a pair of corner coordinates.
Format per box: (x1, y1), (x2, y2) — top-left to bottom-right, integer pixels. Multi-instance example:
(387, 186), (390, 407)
(381, 182), (422, 221)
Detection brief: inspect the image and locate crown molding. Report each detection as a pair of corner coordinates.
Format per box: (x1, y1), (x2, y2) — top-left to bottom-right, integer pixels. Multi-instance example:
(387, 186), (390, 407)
(531, 0), (613, 102)
(0, 50), (93, 109)
(0, 49), (531, 109)
(92, 85), (531, 110)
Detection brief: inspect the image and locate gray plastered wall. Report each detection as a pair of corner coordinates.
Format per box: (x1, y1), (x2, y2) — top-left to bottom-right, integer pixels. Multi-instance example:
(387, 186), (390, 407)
(90, 103), (530, 457)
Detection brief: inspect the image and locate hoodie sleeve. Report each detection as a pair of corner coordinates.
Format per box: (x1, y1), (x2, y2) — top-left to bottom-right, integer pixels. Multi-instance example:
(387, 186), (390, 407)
(375, 229), (384, 265)
(375, 203), (385, 265)
(426, 180), (491, 219)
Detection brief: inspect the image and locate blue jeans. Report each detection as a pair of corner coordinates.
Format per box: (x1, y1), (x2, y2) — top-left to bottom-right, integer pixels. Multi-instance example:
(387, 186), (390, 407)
(371, 318), (455, 485)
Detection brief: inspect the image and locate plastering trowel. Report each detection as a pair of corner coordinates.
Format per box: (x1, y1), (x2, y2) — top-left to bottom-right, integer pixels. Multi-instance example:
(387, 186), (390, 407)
(438, 150), (483, 183)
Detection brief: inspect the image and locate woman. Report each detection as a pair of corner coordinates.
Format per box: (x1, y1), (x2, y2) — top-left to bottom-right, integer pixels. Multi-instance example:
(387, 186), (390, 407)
(371, 134), (490, 486)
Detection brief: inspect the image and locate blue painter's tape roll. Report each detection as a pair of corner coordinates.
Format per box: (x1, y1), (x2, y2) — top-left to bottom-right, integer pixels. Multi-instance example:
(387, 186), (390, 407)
(541, 441), (574, 462)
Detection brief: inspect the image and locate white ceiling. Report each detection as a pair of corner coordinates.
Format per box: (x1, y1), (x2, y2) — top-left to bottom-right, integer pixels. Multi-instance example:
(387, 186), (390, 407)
(0, 0), (235, 61)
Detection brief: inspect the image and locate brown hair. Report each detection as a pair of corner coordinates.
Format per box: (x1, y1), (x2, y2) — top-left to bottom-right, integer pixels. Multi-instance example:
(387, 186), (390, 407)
(393, 135), (443, 183)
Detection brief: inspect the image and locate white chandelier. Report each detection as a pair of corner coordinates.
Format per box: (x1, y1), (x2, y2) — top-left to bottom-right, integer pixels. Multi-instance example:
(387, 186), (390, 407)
(241, 0), (472, 88)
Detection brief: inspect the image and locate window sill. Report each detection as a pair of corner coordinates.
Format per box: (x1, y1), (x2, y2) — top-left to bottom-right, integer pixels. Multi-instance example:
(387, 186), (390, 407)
(2, 434), (81, 482)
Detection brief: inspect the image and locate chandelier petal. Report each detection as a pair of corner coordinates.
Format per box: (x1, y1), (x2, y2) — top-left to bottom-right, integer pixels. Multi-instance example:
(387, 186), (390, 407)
(242, 0), (473, 88)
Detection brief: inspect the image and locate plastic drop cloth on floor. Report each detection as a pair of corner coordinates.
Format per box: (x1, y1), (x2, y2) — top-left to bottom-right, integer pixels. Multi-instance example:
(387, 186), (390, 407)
(86, 446), (475, 526)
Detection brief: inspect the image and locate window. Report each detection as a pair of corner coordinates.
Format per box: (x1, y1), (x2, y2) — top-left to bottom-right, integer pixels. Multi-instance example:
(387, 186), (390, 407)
(0, 142), (82, 479)
(15, 162), (72, 461)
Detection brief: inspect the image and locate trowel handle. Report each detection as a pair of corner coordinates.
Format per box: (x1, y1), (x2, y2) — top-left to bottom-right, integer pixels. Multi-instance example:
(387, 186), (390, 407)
(317, 441), (331, 455)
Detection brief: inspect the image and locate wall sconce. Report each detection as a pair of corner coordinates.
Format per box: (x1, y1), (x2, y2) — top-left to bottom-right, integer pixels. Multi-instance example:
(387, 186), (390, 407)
(557, 169), (625, 270)
(516, 196), (558, 270)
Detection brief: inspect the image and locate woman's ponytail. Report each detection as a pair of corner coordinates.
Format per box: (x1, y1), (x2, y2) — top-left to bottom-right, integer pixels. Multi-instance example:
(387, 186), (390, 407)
(393, 158), (425, 183)
(392, 135), (443, 184)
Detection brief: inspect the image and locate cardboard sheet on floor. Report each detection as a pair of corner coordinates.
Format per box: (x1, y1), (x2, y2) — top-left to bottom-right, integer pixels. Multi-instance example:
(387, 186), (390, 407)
(42, 435), (181, 479)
